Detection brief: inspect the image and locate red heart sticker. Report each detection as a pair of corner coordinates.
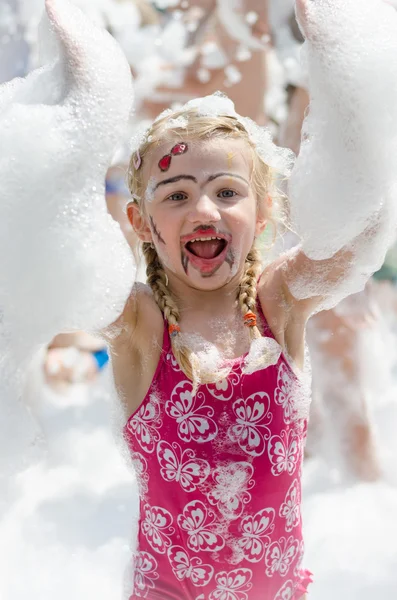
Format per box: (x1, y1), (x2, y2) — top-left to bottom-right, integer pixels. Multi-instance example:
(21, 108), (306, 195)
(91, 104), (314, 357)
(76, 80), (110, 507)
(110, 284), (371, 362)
(158, 154), (172, 172)
(171, 143), (188, 156)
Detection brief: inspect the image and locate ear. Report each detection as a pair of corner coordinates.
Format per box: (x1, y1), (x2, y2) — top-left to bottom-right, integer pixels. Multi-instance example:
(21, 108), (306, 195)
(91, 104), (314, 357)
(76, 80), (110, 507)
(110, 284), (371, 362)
(126, 202), (153, 243)
(255, 195), (272, 236)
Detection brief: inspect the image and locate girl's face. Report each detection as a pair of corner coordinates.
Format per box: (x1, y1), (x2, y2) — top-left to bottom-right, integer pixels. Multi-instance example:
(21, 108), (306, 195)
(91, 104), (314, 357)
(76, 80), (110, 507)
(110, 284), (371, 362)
(130, 137), (268, 291)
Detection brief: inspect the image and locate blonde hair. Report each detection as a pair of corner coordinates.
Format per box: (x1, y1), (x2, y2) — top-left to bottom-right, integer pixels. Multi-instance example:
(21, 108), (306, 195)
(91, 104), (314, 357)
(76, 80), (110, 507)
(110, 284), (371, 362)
(127, 107), (283, 390)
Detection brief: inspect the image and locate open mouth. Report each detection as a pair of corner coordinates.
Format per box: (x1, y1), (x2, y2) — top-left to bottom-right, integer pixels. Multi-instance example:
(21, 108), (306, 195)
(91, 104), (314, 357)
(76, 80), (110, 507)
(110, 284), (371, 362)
(181, 230), (231, 275)
(185, 236), (227, 260)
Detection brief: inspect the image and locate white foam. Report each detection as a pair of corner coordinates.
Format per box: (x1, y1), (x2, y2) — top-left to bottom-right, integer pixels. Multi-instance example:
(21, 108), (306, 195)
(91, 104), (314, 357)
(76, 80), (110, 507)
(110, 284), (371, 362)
(174, 92), (296, 177)
(242, 336), (281, 375)
(0, 0), (134, 473)
(164, 115), (188, 130)
(216, 0), (265, 51)
(224, 64), (242, 87)
(288, 0), (397, 307)
(145, 176), (157, 203)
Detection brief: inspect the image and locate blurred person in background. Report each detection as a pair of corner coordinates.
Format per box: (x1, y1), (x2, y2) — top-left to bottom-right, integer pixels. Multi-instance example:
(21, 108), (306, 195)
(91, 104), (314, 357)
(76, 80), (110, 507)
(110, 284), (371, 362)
(143, 0), (270, 122)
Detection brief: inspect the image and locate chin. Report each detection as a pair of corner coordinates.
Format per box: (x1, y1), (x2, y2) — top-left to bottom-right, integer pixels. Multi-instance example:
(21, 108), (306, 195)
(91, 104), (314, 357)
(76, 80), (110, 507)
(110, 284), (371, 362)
(187, 264), (239, 291)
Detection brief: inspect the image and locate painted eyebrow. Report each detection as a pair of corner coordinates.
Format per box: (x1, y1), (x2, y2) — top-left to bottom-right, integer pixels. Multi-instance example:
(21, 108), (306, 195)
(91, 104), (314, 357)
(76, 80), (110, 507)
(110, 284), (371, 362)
(154, 175), (197, 190)
(206, 172), (249, 185)
(154, 172), (249, 191)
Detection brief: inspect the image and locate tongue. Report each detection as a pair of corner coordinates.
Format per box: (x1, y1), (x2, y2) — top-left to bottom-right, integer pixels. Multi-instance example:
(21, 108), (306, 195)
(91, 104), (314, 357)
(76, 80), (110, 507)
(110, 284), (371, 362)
(187, 239), (225, 259)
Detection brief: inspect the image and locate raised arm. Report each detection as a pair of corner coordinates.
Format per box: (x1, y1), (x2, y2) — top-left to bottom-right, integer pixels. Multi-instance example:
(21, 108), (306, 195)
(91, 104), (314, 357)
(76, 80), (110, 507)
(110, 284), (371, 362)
(0, 0), (135, 384)
(279, 0), (397, 318)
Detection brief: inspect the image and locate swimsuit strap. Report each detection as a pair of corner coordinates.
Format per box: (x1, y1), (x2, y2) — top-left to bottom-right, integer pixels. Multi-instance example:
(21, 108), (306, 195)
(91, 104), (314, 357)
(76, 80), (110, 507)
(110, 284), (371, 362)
(256, 297), (276, 340)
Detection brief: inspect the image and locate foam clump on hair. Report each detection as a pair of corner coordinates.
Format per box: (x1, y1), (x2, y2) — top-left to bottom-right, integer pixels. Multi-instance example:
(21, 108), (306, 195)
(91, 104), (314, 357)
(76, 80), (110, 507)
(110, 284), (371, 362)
(155, 92), (296, 177)
(242, 337), (281, 375)
(185, 91), (236, 117)
(0, 0), (134, 471)
(164, 115), (189, 130)
(176, 332), (230, 394)
(289, 0), (397, 267)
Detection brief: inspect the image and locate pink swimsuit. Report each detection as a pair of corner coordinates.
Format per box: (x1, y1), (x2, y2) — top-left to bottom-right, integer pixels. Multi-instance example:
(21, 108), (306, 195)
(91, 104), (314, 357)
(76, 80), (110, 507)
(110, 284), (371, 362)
(123, 307), (313, 600)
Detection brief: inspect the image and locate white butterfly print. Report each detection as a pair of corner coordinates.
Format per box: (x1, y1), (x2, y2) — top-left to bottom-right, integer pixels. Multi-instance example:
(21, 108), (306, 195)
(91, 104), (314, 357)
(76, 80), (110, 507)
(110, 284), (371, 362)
(207, 461), (255, 520)
(279, 479), (301, 532)
(130, 452), (149, 496)
(166, 352), (181, 372)
(265, 536), (299, 578)
(293, 540), (306, 578)
(133, 551), (159, 598)
(167, 545), (214, 587)
(274, 363), (299, 425)
(209, 568), (253, 600)
(228, 393), (273, 456)
(156, 441), (210, 492)
(206, 370), (241, 401)
(237, 507), (275, 562)
(127, 395), (162, 454)
(165, 381), (218, 443)
(141, 504), (175, 554)
(274, 580), (296, 600)
(268, 430), (301, 477)
(177, 500), (225, 553)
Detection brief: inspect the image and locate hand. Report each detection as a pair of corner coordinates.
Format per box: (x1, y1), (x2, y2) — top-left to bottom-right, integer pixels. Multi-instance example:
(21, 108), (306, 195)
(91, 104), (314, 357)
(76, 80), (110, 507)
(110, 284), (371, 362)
(44, 347), (99, 391)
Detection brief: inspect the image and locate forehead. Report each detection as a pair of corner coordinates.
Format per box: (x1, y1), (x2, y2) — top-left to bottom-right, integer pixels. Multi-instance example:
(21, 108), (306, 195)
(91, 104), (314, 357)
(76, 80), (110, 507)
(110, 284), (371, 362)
(143, 137), (252, 182)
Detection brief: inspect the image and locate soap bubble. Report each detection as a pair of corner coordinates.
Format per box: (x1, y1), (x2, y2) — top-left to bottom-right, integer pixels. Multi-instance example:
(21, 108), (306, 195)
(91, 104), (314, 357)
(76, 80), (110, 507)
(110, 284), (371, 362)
(288, 0), (397, 308)
(0, 0), (135, 472)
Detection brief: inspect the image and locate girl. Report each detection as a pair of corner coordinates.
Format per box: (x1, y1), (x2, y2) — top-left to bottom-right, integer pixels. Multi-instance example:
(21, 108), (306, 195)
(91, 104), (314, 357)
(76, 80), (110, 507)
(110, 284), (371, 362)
(2, 0), (397, 599)
(119, 101), (313, 600)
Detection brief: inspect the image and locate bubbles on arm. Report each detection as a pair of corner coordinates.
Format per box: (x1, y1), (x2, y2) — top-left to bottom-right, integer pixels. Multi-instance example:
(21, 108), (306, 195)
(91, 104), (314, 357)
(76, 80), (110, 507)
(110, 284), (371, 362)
(287, 0), (397, 306)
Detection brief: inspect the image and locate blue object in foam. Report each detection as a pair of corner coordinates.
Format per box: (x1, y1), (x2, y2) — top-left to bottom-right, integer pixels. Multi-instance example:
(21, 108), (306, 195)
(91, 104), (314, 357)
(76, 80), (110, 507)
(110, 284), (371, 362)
(92, 348), (109, 371)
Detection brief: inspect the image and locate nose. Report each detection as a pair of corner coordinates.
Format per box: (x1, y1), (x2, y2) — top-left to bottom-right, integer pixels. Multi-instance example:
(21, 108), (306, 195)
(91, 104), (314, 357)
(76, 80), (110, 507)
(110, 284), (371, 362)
(187, 193), (221, 224)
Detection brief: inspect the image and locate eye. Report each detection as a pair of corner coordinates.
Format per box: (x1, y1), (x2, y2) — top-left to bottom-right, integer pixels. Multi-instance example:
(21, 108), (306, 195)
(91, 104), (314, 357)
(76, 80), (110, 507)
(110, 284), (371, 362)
(218, 189), (237, 199)
(167, 191), (188, 202)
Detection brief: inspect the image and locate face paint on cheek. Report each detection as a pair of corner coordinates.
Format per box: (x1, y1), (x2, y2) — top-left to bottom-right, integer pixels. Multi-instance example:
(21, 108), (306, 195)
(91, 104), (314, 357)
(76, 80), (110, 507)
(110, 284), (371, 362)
(181, 250), (189, 275)
(225, 247), (235, 269)
(149, 216), (166, 245)
(226, 246), (242, 278)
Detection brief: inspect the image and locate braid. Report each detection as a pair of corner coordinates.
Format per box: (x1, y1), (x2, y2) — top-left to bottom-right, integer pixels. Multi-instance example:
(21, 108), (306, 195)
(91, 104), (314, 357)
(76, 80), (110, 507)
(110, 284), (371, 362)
(143, 242), (202, 391)
(143, 242), (180, 326)
(238, 246), (262, 341)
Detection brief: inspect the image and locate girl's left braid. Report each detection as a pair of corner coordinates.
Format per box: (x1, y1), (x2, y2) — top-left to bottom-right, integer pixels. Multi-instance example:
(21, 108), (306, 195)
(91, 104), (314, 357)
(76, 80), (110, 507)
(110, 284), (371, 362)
(143, 242), (202, 391)
(238, 246), (262, 340)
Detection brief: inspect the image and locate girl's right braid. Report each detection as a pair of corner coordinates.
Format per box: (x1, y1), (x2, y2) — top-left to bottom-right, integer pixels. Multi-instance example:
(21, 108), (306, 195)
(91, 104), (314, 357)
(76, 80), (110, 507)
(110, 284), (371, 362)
(238, 246), (262, 340)
(142, 242), (201, 389)
(143, 243), (180, 327)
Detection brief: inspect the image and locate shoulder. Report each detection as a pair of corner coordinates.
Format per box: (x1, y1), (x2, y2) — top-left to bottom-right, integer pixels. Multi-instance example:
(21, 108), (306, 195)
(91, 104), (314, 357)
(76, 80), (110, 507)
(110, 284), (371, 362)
(257, 254), (289, 348)
(103, 282), (164, 355)
(258, 252), (309, 369)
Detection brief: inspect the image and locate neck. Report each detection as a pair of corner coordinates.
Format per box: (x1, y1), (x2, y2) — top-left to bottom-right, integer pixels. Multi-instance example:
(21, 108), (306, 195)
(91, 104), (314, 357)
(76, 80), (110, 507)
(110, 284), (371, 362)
(166, 270), (243, 320)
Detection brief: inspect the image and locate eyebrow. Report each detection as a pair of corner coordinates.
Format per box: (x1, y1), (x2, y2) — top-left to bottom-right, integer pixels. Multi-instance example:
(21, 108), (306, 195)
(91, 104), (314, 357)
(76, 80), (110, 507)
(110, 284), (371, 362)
(206, 172), (249, 185)
(154, 172), (249, 191)
(154, 175), (197, 190)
